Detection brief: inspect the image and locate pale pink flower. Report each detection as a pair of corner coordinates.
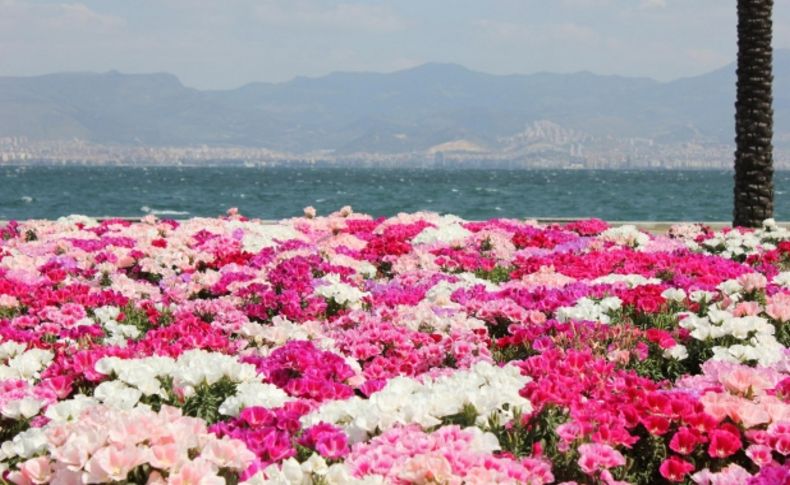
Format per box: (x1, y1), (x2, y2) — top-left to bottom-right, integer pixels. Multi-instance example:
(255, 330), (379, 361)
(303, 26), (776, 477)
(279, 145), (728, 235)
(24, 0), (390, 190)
(0, 294), (19, 307)
(746, 444), (774, 467)
(766, 293), (790, 322)
(576, 443), (626, 475)
(149, 443), (186, 471)
(733, 301), (761, 317)
(167, 459), (224, 485)
(728, 400), (771, 428)
(720, 367), (772, 397)
(738, 273), (768, 292)
(200, 438), (256, 470)
(9, 457), (52, 485)
(397, 454), (455, 485)
(82, 444), (146, 483)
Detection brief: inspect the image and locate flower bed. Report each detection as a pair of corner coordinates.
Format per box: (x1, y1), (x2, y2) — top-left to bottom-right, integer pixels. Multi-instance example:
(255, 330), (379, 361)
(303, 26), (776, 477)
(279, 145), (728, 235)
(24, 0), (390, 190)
(0, 209), (789, 484)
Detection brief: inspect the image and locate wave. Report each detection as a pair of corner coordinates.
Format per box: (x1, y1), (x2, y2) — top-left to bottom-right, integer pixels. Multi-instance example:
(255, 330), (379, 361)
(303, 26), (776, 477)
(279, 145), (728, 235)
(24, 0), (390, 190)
(140, 206), (190, 216)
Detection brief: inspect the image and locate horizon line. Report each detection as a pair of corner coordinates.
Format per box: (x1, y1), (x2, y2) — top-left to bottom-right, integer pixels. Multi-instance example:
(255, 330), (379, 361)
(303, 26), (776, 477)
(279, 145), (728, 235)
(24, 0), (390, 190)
(6, 48), (790, 91)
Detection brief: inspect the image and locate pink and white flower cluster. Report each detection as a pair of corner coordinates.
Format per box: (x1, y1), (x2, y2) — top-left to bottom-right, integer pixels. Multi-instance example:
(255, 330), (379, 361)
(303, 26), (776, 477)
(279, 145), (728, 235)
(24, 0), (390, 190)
(0, 210), (788, 484)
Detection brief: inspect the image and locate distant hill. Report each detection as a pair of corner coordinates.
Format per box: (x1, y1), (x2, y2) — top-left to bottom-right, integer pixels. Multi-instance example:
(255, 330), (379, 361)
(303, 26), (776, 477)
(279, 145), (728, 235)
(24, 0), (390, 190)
(1, 50), (789, 154)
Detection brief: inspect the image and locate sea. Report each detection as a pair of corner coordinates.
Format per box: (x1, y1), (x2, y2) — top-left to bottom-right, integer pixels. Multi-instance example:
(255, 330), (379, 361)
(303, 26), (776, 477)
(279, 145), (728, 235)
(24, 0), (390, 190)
(1, 165), (788, 221)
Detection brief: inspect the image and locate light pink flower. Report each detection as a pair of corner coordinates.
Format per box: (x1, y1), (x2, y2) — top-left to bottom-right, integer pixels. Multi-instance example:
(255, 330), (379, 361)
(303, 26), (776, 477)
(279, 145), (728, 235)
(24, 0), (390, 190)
(82, 444), (146, 483)
(168, 459), (224, 485)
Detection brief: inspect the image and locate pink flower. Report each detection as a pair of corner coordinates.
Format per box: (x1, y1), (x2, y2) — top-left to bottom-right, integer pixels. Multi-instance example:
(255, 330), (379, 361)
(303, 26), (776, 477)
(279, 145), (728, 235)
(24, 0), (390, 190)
(315, 433), (349, 460)
(149, 443), (185, 471)
(577, 443), (626, 476)
(397, 454), (454, 484)
(766, 293), (790, 322)
(738, 273), (767, 292)
(201, 438), (256, 470)
(168, 459), (224, 485)
(82, 444), (146, 483)
(708, 426), (742, 459)
(720, 367), (772, 397)
(733, 301), (761, 317)
(669, 427), (701, 455)
(8, 457), (52, 485)
(659, 456), (695, 482)
(746, 444), (774, 467)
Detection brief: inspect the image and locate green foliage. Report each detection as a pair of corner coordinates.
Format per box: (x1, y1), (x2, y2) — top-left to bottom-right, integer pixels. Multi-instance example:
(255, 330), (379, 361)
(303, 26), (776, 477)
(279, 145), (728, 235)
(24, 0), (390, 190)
(0, 417), (30, 449)
(310, 474), (330, 485)
(296, 444), (315, 462)
(99, 271), (112, 287)
(325, 297), (345, 318)
(442, 352), (458, 368)
(486, 316), (514, 340)
(377, 261), (394, 279)
(182, 378), (238, 424)
(158, 307), (175, 327)
(190, 289), (214, 300)
(441, 403), (479, 428)
(486, 406), (587, 482)
(121, 303), (155, 336)
(625, 307), (679, 331)
(777, 320), (790, 347)
(655, 269), (675, 283)
(24, 230), (37, 242)
(138, 376), (178, 412)
(619, 428), (667, 484)
(492, 343), (534, 364)
(0, 305), (24, 320)
(628, 342), (690, 382)
(473, 266), (513, 284)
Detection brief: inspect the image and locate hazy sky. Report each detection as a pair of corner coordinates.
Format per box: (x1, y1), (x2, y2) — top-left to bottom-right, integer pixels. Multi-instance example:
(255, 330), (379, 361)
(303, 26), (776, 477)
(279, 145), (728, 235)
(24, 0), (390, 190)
(1, 0), (789, 89)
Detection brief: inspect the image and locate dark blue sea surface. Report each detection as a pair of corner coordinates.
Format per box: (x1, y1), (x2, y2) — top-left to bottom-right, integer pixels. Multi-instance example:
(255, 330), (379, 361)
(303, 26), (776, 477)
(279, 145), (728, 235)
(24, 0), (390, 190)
(1, 166), (788, 221)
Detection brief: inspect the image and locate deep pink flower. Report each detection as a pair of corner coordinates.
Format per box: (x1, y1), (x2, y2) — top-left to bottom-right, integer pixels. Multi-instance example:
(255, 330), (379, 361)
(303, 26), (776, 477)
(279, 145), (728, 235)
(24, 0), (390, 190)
(669, 427), (702, 455)
(708, 425), (742, 458)
(659, 456), (695, 482)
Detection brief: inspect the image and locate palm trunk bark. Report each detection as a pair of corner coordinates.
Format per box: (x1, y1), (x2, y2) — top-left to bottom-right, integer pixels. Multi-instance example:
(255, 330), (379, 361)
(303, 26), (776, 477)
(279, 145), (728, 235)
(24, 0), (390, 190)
(733, 0), (774, 227)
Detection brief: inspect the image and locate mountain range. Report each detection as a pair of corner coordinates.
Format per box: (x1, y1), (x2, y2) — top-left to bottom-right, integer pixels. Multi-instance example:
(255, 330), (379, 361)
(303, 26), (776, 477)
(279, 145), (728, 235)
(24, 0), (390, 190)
(1, 50), (789, 155)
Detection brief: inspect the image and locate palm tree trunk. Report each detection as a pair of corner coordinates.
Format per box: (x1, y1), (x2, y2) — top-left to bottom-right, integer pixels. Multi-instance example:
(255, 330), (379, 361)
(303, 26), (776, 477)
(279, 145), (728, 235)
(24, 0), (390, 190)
(733, 0), (774, 227)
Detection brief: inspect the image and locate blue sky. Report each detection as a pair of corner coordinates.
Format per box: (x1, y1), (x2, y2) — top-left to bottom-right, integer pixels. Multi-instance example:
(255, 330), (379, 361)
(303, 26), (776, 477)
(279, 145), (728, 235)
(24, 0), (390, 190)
(1, 0), (789, 89)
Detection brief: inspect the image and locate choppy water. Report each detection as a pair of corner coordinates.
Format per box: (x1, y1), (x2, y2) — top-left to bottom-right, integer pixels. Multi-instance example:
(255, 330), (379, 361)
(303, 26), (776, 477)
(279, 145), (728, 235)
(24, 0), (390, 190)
(0, 165), (788, 221)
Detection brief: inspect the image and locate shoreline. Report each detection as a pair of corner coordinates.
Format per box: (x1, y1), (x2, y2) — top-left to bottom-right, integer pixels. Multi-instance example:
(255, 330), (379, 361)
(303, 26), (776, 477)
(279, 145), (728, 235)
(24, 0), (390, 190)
(2, 217), (788, 233)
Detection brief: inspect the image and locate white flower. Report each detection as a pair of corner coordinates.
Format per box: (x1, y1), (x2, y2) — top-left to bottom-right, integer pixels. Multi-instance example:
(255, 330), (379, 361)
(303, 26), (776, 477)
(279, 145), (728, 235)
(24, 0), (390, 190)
(301, 454), (329, 476)
(717, 280), (743, 296)
(0, 397), (43, 419)
(45, 395), (99, 422)
(229, 220), (305, 253)
(93, 381), (143, 409)
(774, 272), (790, 288)
(689, 290), (717, 303)
(412, 216), (471, 246)
(2, 348), (54, 381)
(219, 382), (292, 417)
(315, 273), (369, 310)
(0, 341), (27, 361)
(593, 274), (661, 288)
(600, 225), (650, 248)
(556, 297), (621, 324)
(663, 344), (688, 361)
(56, 214), (99, 227)
(0, 428), (47, 461)
(661, 288), (686, 302)
(302, 361), (531, 442)
(94, 306), (121, 323)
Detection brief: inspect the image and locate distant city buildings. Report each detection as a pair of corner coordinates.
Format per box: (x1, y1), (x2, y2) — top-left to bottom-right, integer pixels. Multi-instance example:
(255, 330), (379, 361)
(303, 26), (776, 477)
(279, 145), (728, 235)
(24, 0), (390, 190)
(1, 130), (788, 170)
